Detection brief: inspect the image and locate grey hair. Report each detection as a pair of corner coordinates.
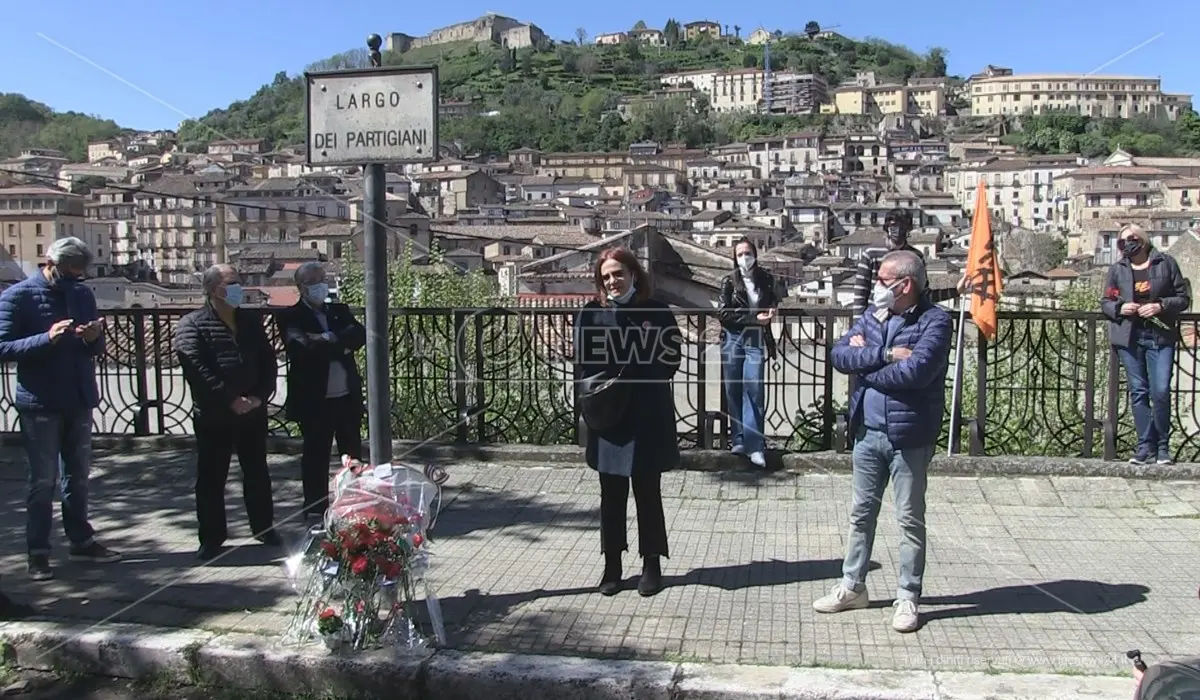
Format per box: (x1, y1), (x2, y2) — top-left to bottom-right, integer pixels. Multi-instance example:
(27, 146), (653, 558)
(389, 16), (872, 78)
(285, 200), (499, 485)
(201, 264), (234, 296)
(293, 261), (325, 285)
(47, 237), (92, 267)
(882, 250), (927, 293)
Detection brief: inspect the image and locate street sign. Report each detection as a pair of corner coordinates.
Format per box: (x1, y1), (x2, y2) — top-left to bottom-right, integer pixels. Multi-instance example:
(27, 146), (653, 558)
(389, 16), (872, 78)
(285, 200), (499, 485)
(305, 66), (439, 166)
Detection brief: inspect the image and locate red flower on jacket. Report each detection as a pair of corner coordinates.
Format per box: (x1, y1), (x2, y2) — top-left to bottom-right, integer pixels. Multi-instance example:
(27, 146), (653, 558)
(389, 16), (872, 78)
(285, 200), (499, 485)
(1105, 287), (1121, 300)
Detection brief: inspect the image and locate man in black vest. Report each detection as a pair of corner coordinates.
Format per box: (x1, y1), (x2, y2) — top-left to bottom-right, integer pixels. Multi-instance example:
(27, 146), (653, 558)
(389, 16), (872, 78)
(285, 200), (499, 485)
(278, 262), (365, 523)
(174, 264), (280, 560)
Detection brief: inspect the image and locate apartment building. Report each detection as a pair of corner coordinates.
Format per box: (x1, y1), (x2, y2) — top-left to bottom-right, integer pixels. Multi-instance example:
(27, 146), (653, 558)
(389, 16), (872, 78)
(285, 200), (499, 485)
(412, 169), (504, 219)
(683, 21), (720, 40)
(821, 72), (946, 117)
(1054, 164), (1177, 256)
(85, 186), (140, 272)
(946, 154), (1086, 231)
(0, 186), (85, 276)
(224, 175), (348, 250)
(133, 174), (236, 284)
(967, 67), (1193, 120)
(87, 139), (124, 163)
(660, 69), (826, 113)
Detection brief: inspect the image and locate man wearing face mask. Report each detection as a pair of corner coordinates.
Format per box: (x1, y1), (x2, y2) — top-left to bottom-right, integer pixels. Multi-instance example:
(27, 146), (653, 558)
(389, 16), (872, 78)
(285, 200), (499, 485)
(850, 209), (966, 317)
(818, 250), (952, 634)
(174, 264), (280, 560)
(278, 262), (366, 522)
(0, 237), (121, 581)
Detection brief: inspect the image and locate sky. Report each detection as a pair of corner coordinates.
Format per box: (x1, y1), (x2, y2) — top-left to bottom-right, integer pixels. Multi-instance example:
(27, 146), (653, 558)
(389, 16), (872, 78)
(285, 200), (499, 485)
(1, 0), (1196, 131)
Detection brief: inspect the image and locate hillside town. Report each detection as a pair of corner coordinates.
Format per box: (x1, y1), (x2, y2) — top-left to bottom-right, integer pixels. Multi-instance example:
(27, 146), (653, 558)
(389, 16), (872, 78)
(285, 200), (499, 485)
(0, 15), (1197, 310)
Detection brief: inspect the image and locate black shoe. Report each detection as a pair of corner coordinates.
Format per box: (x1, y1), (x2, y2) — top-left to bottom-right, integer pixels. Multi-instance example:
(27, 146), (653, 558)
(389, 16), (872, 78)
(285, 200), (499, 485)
(638, 556), (663, 597)
(196, 544), (221, 561)
(256, 530), (283, 547)
(1157, 456), (1175, 465)
(0, 592), (33, 620)
(1129, 454), (1151, 466)
(27, 555), (52, 581)
(68, 542), (122, 563)
(598, 553), (622, 596)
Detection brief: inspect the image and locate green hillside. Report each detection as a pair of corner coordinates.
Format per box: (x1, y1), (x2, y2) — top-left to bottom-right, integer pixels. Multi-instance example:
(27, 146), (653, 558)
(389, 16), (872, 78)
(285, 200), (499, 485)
(175, 22), (949, 155)
(0, 93), (126, 162)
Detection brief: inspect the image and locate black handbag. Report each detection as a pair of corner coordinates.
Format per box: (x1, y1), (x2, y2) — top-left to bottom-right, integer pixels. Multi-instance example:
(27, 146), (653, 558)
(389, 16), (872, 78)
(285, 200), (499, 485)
(576, 366), (629, 432)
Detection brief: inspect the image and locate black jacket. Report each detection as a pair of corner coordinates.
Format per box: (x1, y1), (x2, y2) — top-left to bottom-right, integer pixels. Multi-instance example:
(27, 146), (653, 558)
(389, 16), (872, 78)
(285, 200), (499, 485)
(1099, 249), (1191, 348)
(717, 267), (779, 358)
(174, 305), (277, 420)
(573, 297), (682, 476)
(277, 301), (366, 423)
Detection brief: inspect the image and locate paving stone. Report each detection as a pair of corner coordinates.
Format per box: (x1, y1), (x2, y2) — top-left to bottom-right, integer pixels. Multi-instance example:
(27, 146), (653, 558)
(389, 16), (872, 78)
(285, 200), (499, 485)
(0, 447), (1195, 679)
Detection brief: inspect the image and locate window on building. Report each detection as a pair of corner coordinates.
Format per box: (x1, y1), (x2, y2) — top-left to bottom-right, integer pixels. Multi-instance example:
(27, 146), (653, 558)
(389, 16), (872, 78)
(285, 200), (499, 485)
(7, 245), (13, 256)
(36, 244), (43, 257)
(35, 224), (42, 236)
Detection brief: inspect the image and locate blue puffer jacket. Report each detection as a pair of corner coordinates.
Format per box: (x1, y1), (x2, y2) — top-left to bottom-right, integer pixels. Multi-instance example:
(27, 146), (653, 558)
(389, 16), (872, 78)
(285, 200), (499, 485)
(831, 297), (952, 449)
(0, 273), (103, 411)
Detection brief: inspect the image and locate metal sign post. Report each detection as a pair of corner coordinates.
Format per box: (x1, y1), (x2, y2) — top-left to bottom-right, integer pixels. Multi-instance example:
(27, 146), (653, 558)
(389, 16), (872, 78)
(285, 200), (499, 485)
(304, 34), (439, 465)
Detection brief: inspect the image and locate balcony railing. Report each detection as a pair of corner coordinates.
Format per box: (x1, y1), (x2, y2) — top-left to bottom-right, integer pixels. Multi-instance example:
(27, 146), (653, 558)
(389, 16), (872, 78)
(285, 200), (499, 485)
(5, 309), (1199, 461)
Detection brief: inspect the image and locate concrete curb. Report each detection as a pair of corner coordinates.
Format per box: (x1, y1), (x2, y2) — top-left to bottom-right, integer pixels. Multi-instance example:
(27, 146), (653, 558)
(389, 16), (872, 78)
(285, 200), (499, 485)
(49, 434), (1200, 480)
(0, 620), (1137, 699)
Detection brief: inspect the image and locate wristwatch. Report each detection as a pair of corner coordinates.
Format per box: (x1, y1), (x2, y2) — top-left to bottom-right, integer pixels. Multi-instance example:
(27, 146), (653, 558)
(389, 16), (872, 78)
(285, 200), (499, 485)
(885, 347), (894, 363)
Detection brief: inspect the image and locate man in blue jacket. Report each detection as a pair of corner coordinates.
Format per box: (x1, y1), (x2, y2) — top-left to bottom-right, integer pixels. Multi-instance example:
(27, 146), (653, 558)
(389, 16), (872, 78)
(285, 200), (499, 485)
(814, 250), (951, 633)
(0, 237), (121, 581)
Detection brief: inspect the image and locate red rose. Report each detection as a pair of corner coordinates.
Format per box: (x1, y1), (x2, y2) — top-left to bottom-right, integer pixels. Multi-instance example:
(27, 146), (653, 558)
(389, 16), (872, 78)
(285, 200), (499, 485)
(320, 541), (338, 557)
(412, 534), (423, 548)
(319, 607), (336, 620)
(351, 556), (369, 575)
(1106, 287), (1121, 300)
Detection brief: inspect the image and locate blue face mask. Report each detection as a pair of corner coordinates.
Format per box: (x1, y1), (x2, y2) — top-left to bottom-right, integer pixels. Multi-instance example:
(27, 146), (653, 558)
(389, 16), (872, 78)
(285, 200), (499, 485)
(222, 283), (244, 308)
(608, 284), (636, 305)
(305, 282), (329, 304)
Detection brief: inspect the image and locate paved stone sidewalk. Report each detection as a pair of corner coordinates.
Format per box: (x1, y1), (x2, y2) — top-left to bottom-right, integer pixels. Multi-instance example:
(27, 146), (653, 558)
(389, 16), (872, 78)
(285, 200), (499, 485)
(1, 448), (1198, 678)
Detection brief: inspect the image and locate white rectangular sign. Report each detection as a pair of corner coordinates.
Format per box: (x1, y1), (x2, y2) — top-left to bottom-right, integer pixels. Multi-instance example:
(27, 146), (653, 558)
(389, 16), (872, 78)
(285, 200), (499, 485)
(305, 66), (439, 165)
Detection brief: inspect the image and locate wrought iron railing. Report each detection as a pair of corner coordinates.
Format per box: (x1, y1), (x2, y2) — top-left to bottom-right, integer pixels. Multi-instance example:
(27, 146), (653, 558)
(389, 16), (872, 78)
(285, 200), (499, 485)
(1, 308), (1197, 461)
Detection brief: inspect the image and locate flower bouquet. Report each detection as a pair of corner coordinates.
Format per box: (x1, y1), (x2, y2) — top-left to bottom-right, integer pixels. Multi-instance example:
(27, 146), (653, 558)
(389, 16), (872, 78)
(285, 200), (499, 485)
(282, 455), (446, 652)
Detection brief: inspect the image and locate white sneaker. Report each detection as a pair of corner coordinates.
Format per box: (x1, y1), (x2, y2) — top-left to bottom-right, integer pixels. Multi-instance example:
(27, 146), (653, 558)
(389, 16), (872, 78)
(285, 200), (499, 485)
(892, 599), (919, 632)
(812, 585), (869, 613)
(749, 451), (766, 468)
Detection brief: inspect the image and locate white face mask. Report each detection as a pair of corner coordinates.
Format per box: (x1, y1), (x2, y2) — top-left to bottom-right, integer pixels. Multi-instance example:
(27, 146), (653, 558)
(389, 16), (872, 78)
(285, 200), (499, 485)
(608, 284), (636, 304)
(871, 281), (901, 321)
(737, 254), (755, 271)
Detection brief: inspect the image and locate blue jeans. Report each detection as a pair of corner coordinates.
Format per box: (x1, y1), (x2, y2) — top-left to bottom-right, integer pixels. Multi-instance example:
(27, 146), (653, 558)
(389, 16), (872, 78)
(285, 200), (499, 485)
(19, 408), (97, 555)
(1117, 332), (1175, 460)
(721, 329), (766, 454)
(842, 427), (932, 603)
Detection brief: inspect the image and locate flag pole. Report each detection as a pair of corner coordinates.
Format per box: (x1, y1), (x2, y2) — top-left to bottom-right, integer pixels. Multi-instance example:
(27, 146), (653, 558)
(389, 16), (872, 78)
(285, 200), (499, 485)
(947, 293), (968, 457)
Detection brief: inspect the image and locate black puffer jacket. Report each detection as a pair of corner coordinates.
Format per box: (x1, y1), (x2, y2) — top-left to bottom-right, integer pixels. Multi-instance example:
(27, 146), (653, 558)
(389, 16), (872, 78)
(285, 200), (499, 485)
(174, 304), (277, 419)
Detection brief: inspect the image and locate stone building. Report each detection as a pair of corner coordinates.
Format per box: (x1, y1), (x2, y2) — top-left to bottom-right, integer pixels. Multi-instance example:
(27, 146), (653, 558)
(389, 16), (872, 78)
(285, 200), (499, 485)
(385, 14), (546, 53)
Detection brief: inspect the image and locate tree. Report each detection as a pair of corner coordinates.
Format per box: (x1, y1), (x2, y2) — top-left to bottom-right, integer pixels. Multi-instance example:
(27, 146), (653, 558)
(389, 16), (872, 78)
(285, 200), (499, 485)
(338, 243), (574, 444)
(804, 21), (821, 37)
(575, 28), (588, 45)
(1002, 230), (1067, 273)
(632, 20), (647, 31)
(925, 47), (948, 78)
(734, 25), (741, 39)
(663, 19), (681, 47)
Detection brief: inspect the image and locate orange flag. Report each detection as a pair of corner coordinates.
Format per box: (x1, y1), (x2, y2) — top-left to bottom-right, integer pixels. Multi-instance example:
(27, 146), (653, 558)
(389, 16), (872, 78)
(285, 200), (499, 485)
(965, 181), (1003, 341)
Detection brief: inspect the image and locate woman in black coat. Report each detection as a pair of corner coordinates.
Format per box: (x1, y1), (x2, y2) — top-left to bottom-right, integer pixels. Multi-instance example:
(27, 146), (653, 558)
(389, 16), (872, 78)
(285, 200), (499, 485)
(573, 247), (682, 597)
(1099, 224), (1191, 465)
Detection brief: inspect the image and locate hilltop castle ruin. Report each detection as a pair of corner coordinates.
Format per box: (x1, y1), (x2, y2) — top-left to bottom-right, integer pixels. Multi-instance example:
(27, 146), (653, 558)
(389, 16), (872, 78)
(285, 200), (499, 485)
(385, 14), (547, 53)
